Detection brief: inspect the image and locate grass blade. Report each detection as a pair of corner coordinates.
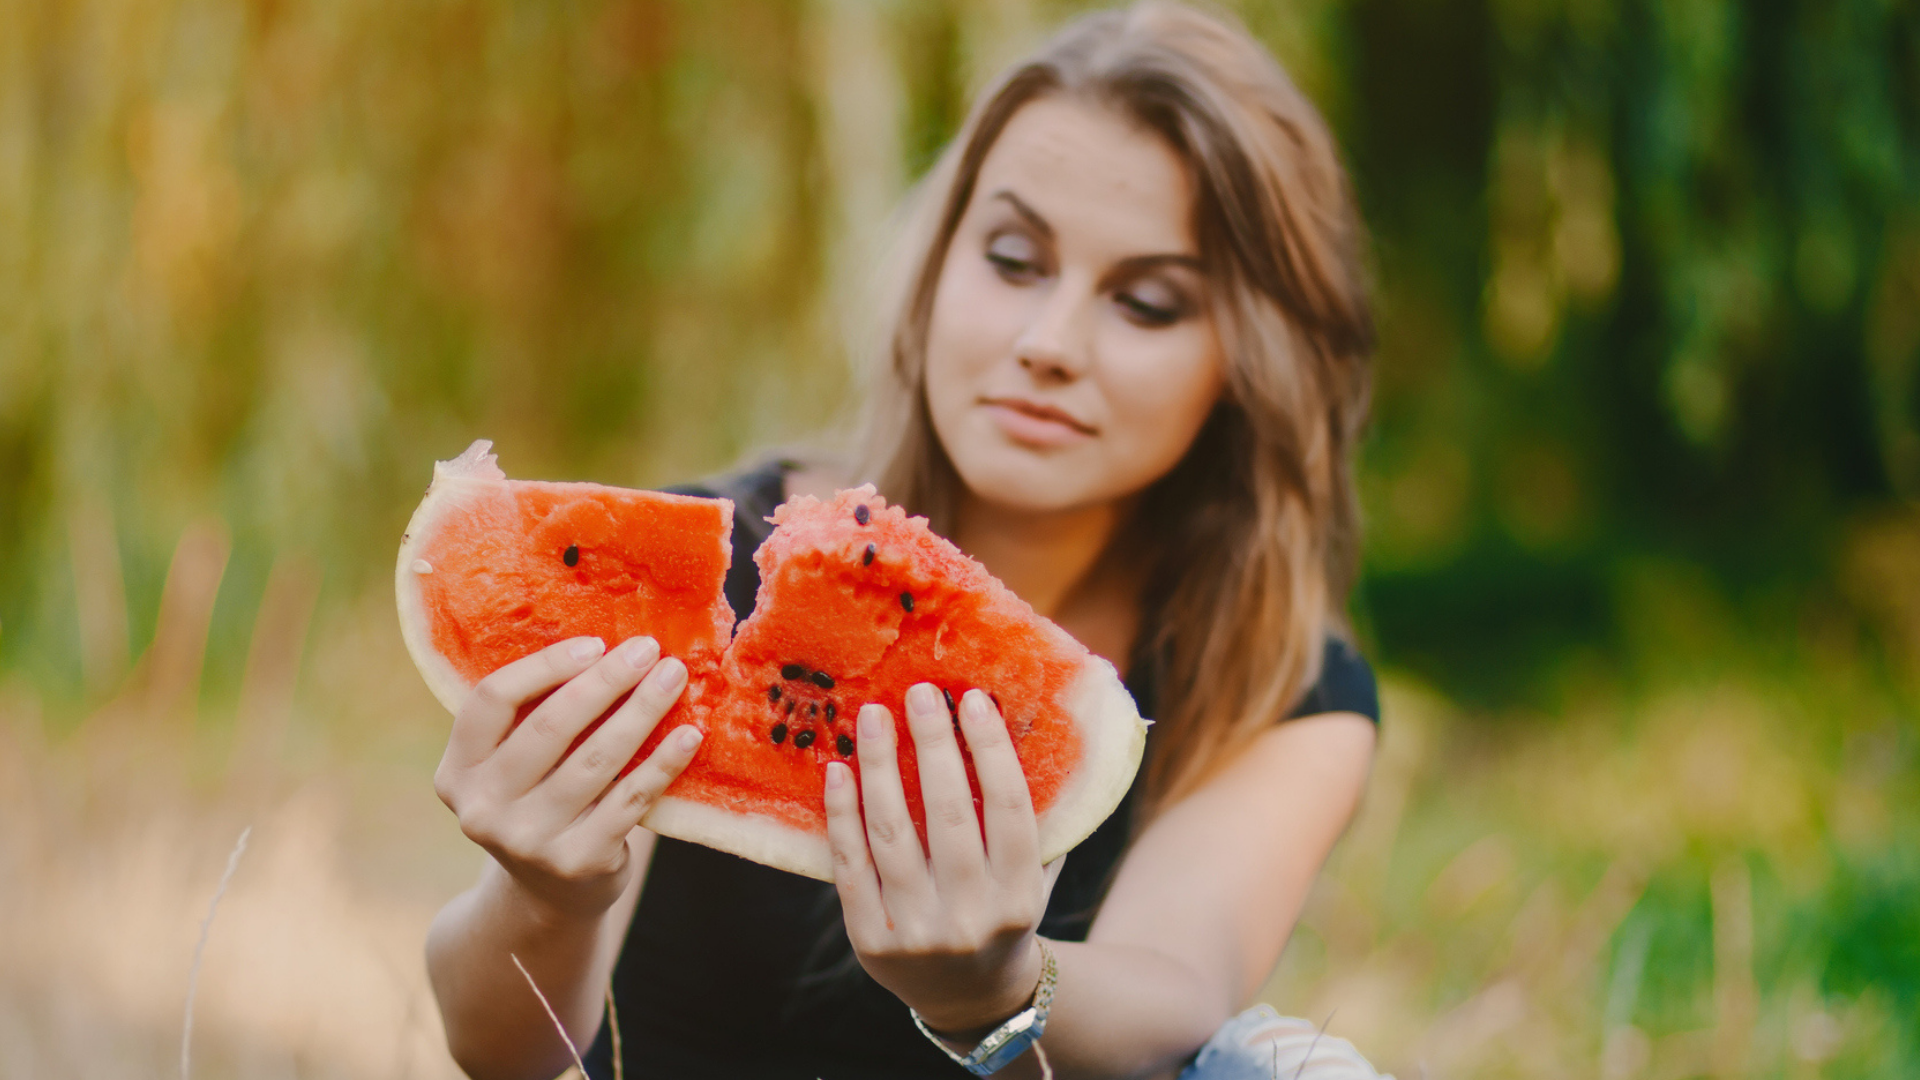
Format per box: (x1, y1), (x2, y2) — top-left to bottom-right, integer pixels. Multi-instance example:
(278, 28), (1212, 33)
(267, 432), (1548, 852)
(512, 953), (588, 1077)
(182, 825), (251, 1080)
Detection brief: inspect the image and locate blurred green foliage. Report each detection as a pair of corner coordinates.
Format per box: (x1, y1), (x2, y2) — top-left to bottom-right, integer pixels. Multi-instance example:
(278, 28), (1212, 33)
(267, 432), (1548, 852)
(1345, 0), (1920, 708)
(1, 0), (1912, 705)
(0, 0), (1915, 1075)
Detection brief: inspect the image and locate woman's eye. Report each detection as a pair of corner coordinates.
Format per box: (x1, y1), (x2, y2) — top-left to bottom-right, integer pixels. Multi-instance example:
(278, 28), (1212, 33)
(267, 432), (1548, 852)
(987, 252), (1034, 276)
(1116, 289), (1182, 327)
(985, 234), (1042, 281)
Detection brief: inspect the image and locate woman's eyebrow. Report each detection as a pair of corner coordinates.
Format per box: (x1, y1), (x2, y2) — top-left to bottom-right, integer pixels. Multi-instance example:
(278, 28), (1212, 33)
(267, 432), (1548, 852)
(989, 188), (1202, 272)
(989, 189), (1053, 239)
(1113, 253), (1204, 273)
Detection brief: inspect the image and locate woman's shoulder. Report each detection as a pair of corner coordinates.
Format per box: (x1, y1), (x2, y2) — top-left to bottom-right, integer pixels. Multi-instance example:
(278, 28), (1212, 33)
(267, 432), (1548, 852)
(1288, 636), (1379, 724)
(1126, 634), (1380, 728)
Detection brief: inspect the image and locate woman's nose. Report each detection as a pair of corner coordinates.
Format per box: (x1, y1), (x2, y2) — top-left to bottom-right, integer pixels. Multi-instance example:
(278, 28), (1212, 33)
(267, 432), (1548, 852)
(1013, 276), (1094, 382)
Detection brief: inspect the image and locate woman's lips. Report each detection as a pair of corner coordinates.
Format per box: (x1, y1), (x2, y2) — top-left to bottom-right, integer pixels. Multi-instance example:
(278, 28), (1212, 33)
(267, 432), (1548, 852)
(982, 397), (1096, 448)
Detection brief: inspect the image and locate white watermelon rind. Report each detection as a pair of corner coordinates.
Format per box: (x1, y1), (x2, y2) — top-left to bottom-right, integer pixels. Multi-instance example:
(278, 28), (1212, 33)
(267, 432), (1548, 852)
(1036, 653), (1148, 866)
(395, 439), (510, 716)
(641, 795), (832, 880)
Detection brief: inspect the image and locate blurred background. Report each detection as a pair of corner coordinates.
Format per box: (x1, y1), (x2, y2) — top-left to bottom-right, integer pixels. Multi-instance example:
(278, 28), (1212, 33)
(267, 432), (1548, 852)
(0, 0), (1915, 1076)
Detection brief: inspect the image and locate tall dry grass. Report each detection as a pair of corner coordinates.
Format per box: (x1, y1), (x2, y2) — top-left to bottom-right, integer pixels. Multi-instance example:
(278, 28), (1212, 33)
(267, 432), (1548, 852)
(0, 520), (468, 1079)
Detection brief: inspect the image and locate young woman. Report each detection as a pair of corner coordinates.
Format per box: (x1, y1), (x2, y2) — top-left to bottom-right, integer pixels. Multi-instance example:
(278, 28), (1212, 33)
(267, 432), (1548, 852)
(425, 4), (1388, 1078)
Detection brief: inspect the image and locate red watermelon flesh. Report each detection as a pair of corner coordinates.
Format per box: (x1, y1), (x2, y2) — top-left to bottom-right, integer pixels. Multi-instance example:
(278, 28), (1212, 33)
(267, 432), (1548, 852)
(397, 441), (1147, 881)
(395, 440), (737, 728)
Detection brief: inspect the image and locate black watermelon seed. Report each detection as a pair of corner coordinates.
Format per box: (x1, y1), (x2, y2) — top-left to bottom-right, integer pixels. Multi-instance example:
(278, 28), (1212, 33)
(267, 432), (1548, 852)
(786, 700), (795, 716)
(793, 729), (816, 749)
(770, 723), (788, 745)
(809, 702), (818, 719)
(863, 543), (876, 566)
(563, 544), (580, 567)
(942, 688), (955, 713)
(836, 734), (853, 756)
(811, 670), (835, 689)
(768, 685), (781, 702)
(824, 702), (836, 722)
(781, 663), (805, 680)
(899, 592), (913, 612)
(854, 504), (871, 525)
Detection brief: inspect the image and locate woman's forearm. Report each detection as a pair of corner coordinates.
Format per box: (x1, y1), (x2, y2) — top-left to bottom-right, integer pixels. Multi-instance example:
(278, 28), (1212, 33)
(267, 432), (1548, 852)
(426, 854), (645, 1080)
(937, 939), (1232, 1080)
(938, 719), (1378, 1080)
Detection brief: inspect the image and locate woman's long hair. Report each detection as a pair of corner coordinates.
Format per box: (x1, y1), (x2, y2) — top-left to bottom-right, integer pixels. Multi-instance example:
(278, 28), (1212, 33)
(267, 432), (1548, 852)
(858, 1), (1375, 820)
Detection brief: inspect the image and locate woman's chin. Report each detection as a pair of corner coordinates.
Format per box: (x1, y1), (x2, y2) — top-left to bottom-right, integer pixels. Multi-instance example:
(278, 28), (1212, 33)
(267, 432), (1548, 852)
(951, 457), (1122, 518)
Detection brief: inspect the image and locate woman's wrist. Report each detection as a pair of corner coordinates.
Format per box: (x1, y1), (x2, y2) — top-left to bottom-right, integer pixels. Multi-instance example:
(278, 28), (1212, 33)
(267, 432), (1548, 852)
(484, 855), (623, 933)
(913, 936), (1050, 1040)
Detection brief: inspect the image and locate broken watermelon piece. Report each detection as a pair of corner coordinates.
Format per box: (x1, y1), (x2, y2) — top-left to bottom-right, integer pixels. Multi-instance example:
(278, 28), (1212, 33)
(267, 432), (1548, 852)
(396, 440), (1147, 880)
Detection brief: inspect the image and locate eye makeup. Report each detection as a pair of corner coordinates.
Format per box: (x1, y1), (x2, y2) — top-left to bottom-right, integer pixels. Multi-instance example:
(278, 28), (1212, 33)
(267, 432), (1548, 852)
(973, 187), (1205, 327)
(1113, 274), (1191, 326)
(985, 229), (1046, 280)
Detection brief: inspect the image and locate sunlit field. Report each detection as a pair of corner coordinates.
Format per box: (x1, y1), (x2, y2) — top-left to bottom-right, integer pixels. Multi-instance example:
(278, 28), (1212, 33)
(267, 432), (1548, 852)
(2, 0), (1915, 1077)
(8, 526), (1917, 1078)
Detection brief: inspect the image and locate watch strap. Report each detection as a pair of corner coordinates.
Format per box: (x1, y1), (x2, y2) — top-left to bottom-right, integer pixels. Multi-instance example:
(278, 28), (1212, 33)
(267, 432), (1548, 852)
(911, 938), (1057, 1076)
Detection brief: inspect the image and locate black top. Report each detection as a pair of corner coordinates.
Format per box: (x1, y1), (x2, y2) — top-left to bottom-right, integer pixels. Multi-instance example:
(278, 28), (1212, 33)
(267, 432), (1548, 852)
(584, 465), (1378, 1079)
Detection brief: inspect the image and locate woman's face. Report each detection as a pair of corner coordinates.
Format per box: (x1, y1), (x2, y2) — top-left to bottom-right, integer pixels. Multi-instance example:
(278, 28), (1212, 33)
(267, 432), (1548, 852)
(924, 94), (1226, 516)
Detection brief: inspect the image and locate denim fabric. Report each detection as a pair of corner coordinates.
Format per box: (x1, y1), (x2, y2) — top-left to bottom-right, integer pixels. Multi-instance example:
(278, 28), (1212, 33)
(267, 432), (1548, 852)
(1175, 1006), (1392, 1080)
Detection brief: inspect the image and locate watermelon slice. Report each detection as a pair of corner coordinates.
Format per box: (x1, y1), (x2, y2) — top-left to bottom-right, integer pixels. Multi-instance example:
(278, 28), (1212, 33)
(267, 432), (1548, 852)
(397, 441), (1147, 881)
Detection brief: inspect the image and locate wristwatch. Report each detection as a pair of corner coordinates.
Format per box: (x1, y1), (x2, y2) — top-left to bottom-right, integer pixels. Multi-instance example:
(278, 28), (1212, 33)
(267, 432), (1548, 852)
(911, 939), (1058, 1076)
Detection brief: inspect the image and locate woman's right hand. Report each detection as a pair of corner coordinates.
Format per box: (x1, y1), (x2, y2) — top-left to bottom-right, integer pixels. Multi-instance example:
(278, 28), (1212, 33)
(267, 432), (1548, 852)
(432, 634), (703, 922)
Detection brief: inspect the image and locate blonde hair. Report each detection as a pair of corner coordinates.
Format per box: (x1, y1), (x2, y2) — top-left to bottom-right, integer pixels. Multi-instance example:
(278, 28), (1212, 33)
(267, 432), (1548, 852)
(858, 2), (1374, 817)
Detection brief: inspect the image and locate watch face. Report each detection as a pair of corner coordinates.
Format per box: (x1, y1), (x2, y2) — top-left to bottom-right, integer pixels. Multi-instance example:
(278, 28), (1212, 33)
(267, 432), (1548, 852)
(979, 1010), (1036, 1054)
(968, 1010), (1044, 1075)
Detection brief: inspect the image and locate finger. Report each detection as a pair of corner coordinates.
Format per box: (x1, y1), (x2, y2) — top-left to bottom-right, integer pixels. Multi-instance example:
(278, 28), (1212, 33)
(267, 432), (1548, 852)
(492, 636), (657, 790)
(448, 637), (607, 768)
(853, 704), (933, 905)
(822, 761), (886, 940)
(958, 690), (1040, 880)
(902, 683), (988, 893)
(540, 642), (686, 816)
(576, 723), (704, 849)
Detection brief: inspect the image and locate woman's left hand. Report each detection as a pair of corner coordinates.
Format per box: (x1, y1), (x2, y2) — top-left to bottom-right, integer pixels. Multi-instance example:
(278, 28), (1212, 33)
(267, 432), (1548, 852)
(823, 682), (1056, 1034)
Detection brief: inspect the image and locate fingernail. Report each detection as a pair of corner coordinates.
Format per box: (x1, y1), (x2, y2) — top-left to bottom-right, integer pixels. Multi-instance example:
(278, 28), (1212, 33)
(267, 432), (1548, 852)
(651, 656), (686, 691)
(906, 683), (939, 716)
(963, 689), (992, 720)
(825, 761), (848, 790)
(570, 637), (606, 662)
(859, 704), (886, 740)
(619, 636), (660, 669)
(674, 726), (702, 752)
